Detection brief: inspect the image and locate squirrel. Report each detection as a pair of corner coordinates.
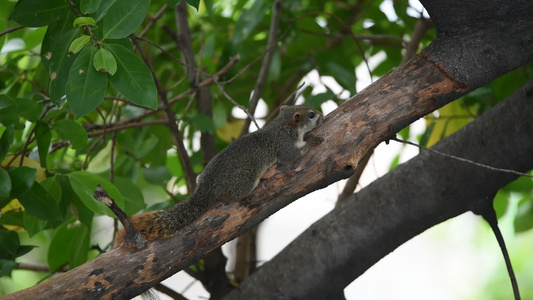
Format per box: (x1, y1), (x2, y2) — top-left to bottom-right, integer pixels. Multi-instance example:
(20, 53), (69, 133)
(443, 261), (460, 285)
(116, 105), (324, 243)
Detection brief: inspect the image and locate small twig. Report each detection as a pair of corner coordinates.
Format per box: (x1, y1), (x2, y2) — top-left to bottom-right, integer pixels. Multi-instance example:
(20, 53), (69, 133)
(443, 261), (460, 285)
(283, 81), (306, 105)
(6, 105), (52, 167)
(153, 283), (187, 300)
(0, 25), (24, 38)
(87, 119), (168, 137)
(391, 136), (533, 178)
(337, 149), (374, 203)
(286, 11), (373, 83)
(131, 35), (188, 72)
(81, 133), (104, 170)
(264, 81), (306, 124)
(402, 16), (433, 64)
(175, 0), (198, 85)
(240, 0), (283, 137)
(139, 4), (168, 38)
(176, 92), (198, 125)
(93, 184), (146, 249)
(221, 25), (292, 85)
(16, 262), (69, 273)
(110, 132), (117, 183)
(214, 79), (260, 129)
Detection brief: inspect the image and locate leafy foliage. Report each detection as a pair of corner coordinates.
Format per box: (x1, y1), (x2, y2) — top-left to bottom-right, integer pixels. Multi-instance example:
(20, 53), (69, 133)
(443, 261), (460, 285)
(0, 0), (531, 298)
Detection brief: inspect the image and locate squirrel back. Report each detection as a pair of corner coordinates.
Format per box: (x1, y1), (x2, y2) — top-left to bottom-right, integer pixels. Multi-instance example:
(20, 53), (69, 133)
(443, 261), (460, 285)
(116, 105), (323, 243)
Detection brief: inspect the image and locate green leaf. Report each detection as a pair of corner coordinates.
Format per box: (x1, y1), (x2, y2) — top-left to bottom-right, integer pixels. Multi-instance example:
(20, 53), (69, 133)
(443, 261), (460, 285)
(40, 177), (62, 204)
(515, 198), (533, 233)
(53, 119), (88, 149)
(103, 0), (149, 40)
(56, 176), (94, 227)
(418, 122), (436, 149)
(186, 0), (200, 10)
(81, 0), (103, 14)
(68, 35), (91, 55)
(232, 0), (267, 44)
(0, 211), (23, 228)
(15, 245), (36, 258)
(18, 183), (63, 221)
(35, 121), (51, 168)
(0, 168), (11, 201)
(304, 91), (335, 109)
(48, 221), (74, 271)
(8, 167), (36, 199)
(41, 20), (78, 104)
(105, 44), (157, 109)
(48, 221), (89, 271)
(192, 113), (215, 133)
(0, 259), (17, 277)
(142, 166), (172, 186)
(388, 153), (401, 171)
(68, 172), (124, 216)
(66, 47), (108, 117)
(114, 177), (145, 215)
(23, 210), (48, 237)
(0, 124), (14, 162)
(135, 134), (159, 158)
(73, 17), (96, 28)
(94, 0), (117, 22)
(86, 140), (114, 173)
(398, 126), (410, 141)
(0, 1), (15, 52)
(0, 96), (41, 126)
(93, 48), (117, 75)
(325, 62), (356, 94)
(69, 224), (90, 268)
(213, 103), (228, 129)
(0, 230), (19, 260)
(9, 0), (68, 27)
(493, 190), (509, 219)
(502, 176), (533, 193)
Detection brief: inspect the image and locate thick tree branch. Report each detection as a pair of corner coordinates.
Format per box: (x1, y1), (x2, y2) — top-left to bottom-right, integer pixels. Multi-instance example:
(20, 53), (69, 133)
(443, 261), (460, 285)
(421, 0), (533, 87)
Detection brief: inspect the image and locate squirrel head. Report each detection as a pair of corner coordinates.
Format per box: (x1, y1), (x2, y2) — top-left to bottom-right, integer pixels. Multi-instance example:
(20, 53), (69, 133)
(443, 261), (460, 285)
(280, 105), (324, 134)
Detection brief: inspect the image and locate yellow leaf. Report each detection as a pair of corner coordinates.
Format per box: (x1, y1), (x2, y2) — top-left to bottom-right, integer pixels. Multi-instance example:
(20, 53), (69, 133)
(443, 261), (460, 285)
(1, 199), (24, 213)
(1, 199), (25, 232)
(426, 101), (473, 147)
(1, 155), (46, 182)
(216, 119), (245, 143)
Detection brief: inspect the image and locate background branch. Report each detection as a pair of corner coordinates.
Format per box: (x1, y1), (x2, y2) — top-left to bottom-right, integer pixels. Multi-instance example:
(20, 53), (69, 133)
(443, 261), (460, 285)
(240, 0), (283, 136)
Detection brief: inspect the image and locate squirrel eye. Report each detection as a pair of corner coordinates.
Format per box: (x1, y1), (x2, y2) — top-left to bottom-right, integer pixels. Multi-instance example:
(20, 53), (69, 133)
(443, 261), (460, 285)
(308, 111), (315, 119)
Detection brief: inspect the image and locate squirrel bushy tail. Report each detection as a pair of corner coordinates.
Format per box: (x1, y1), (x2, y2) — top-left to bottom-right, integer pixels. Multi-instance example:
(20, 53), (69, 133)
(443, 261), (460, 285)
(117, 190), (211, 243)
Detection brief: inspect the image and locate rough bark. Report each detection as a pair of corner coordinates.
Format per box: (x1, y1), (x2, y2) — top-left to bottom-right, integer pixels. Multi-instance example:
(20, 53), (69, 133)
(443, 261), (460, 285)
(225, 79), (533, 300)
(421, 0), (533, 87)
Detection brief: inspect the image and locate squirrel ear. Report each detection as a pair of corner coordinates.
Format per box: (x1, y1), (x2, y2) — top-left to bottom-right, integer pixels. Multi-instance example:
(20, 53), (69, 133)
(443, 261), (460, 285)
(292, 112), (301, 123)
